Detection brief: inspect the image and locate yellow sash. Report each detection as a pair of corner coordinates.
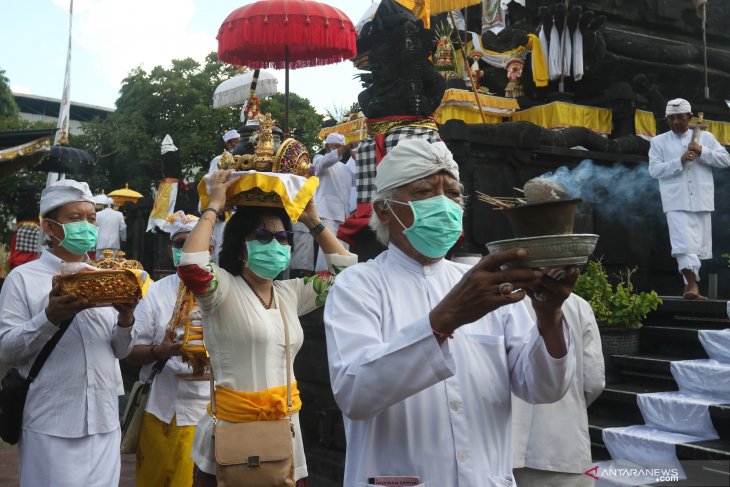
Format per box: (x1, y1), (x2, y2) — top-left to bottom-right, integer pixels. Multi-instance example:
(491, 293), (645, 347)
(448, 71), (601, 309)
(208, 382), (302, 423)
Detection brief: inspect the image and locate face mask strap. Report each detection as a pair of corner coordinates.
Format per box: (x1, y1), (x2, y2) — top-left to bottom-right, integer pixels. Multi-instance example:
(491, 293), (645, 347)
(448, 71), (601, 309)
(384, 200), (411, 231)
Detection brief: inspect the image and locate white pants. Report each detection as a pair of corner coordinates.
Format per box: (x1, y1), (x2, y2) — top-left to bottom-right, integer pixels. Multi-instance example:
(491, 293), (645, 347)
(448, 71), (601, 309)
(19, 428), (121, 487)
(666, 210), (712, 281)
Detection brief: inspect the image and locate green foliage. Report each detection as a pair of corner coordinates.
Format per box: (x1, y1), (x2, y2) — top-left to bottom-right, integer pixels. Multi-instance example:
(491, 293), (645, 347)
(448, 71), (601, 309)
(76, 52), (241, 196)
(722, 252), (730, 268)
(0, 68), (19, 119)
(573, 260), (662, 329)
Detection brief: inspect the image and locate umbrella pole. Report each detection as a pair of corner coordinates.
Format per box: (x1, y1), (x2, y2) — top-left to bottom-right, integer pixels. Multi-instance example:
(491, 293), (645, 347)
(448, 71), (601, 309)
(449, 12), (488, 124)
(285, 45), (290, 137)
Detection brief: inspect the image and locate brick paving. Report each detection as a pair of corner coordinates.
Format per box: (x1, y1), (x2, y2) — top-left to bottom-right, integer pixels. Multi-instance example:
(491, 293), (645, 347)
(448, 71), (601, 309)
(0, 442), (136, 487)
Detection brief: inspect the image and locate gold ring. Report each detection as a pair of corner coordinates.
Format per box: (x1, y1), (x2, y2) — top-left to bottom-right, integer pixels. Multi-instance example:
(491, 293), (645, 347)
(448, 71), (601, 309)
(498, 282), (514, 295)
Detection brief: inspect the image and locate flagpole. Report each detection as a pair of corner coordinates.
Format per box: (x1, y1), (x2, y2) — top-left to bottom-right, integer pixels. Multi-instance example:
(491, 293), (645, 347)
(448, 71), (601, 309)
(48, 0), (74, 186)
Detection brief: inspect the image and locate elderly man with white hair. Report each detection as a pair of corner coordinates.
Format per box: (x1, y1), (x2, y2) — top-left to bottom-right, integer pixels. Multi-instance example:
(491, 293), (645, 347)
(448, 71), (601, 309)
(0, 179), (138, 487)
(649, 98), (730, 299)
(324, 138), (578, 487)
(126, 211), (213, 487)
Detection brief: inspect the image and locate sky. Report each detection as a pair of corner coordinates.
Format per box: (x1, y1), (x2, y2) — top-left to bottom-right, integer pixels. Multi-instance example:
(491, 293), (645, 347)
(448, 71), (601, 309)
(1, 0), (375, 115)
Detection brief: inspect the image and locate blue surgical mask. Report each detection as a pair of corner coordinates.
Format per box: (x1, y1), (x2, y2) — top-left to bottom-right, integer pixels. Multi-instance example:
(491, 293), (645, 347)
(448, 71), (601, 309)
(245, 240), (291, 279)
(386, 195), (463, 258)
(47, 219), (98, 255)
(171, 247), (183, 267)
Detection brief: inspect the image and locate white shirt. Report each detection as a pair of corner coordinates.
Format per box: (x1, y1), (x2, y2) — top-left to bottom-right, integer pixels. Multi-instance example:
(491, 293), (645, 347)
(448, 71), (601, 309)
(648, 129), (730, 213)
(313, 150), (354, 223)
(324, 245), (575, 487)
(512, 294), (605, 474)
(0, 250), (133, 438)
(132, 273), (209, 426)
(95, 207), (126, 250)
(180, 251), (356, 479)
(208, 155), (221, 175)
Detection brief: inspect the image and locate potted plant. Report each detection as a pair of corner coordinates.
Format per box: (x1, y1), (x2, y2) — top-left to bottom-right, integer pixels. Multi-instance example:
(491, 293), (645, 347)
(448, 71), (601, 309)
(573, 260), (662, 357)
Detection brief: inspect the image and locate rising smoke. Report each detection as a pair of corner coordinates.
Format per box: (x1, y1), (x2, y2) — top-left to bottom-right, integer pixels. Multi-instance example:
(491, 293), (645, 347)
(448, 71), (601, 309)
(540, 159), (663, 222)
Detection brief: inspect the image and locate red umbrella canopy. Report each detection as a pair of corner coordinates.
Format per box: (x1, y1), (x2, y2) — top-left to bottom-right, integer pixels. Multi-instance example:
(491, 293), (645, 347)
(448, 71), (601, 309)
(217, 0), (357, 69)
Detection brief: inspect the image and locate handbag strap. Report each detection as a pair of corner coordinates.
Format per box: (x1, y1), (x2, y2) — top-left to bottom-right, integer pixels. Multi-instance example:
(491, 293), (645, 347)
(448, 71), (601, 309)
(145, 358), (169, 386)
(27, 318), (73, 383)
(210, 285), (292, 419)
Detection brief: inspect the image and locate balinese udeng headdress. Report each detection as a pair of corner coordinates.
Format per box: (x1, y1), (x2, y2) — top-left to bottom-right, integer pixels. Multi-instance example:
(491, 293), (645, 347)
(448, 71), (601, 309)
(198, 113), (318, 223)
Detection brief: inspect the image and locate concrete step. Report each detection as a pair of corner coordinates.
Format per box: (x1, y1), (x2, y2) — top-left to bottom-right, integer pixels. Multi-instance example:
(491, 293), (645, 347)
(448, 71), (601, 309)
(611, 355), (679, 390)
(590, 382), (671, 425)
(648, 297), (730, 330)
(639, 326), (708, 360)
(709, 403), (730, 441)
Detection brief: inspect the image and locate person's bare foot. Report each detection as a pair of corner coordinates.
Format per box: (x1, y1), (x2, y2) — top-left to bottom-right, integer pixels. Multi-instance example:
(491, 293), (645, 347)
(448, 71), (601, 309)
(681, 269), (707, 300)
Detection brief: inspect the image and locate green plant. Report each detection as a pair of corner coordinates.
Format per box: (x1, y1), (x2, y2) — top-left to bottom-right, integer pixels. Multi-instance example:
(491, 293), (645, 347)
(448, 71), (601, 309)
(722, 252), (730, 267)
(574, 260), (662, 329)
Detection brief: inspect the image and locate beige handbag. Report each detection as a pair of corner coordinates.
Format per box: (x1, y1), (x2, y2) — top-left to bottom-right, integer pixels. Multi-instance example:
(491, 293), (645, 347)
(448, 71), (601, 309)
(120, 359), (167, 454)
(211, 307), (295, 487)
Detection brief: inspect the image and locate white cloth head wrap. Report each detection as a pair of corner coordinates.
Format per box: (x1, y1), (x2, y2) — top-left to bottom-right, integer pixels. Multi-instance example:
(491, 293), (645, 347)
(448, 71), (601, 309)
(325, 133), (346, 145)
(93, 194), (110, 206)
(223, 129), (240, 142)
(40, 180), (95, 217)
(666, 98), (692, 116)
(166, 210), (199, 240)
(375, 139), (460, 193)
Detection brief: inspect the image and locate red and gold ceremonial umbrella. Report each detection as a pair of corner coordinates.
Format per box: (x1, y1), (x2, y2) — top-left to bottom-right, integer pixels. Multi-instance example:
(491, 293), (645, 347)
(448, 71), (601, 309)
(217, 0), (357, 133)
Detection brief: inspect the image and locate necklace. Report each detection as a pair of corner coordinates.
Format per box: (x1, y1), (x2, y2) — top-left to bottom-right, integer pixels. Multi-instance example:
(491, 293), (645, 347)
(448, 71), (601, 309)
(242, 276), (274, 309)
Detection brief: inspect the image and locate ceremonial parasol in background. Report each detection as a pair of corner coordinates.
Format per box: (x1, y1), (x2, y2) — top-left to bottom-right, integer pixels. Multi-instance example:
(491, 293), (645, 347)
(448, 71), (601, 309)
(213, 69), (279, 108)
(108, 183), (144, 206)
(217, 0), (357, 133)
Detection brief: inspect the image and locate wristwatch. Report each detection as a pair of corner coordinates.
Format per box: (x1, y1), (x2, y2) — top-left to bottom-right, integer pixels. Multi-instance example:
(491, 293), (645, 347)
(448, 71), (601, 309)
(308, 222), (326, 237)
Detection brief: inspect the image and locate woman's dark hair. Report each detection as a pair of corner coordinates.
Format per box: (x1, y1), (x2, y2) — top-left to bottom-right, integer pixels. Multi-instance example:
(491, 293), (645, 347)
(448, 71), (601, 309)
(218, 206), (292, 275)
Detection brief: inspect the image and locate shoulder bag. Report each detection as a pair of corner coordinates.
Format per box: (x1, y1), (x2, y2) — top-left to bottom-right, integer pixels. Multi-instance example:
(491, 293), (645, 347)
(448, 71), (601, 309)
(212, 306), (296, 487)
(0, 318), (72, 444)
(120, 357), (168, 454)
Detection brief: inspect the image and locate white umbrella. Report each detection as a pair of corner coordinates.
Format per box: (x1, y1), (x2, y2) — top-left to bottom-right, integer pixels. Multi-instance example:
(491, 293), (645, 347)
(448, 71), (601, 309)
(213, 70), (279, 108)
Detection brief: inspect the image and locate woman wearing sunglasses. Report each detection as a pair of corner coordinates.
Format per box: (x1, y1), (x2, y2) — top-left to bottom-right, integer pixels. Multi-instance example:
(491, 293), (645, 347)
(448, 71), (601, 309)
(178, 169), (356, 486)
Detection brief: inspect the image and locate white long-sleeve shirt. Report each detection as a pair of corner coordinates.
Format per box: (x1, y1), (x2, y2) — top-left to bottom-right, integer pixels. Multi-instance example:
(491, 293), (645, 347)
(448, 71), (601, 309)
(324, 245), (575, 487)
(313, 150), (354, 223)
(131, 273), (209, 426)
(512, 294), (605, 474)
(95, 207), (126, 251)
(648, 129), (730, 213)
(0, 250), (133, 437)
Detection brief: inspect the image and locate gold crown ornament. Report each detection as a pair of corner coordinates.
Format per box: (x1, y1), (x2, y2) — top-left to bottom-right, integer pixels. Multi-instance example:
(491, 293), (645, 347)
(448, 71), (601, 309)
(201, 113), (319, 223)
(54, 251), (149, 306)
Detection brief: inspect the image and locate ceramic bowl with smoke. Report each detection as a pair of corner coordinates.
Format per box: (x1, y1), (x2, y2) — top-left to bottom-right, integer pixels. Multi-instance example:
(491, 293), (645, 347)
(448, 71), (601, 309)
(483, 178), (599, 269)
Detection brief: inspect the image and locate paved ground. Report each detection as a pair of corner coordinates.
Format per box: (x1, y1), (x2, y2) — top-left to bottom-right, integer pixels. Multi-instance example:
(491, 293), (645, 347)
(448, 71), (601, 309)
(0, 442), (136, 487)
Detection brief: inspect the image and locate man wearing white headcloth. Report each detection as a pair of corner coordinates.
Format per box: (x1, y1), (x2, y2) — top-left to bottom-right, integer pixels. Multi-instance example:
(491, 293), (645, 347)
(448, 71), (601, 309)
(324, 138), (578, 486)
(649, 98), (730, 299)
(207, 129), (241, 175)
(126, 211), (212, 487)
(0, 179), (138, 487)
(312, 133), (359, 271)
(94, 194), (126, 254)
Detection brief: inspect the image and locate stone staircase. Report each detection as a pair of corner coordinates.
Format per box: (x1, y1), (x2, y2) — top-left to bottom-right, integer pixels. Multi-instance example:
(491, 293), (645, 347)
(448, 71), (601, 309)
(588, 298), (730, 486)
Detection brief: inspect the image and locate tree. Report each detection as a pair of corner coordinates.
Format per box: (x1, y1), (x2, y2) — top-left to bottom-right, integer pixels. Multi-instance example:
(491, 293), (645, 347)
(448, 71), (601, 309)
(79, 54), (325, 201)
(0, 68), (19, 120)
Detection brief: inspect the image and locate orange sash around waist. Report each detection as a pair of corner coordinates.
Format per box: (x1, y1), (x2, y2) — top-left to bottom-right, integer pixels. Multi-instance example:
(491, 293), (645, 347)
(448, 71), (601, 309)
(208, 381), (302, 423)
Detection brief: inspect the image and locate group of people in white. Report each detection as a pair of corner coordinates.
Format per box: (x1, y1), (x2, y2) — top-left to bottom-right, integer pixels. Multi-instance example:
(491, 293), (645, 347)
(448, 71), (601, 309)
(1, 95), (725, 486)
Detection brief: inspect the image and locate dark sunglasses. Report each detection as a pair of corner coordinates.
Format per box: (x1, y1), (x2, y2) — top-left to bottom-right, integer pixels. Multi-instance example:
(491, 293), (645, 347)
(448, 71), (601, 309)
(254, 229), (292, 245)
(171, 239), (187, 249)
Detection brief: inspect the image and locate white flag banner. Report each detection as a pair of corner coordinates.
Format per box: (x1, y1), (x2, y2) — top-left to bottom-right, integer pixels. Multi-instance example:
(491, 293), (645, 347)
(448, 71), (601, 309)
(691, 0), (707, 18)
(54, 0), (73, 146)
